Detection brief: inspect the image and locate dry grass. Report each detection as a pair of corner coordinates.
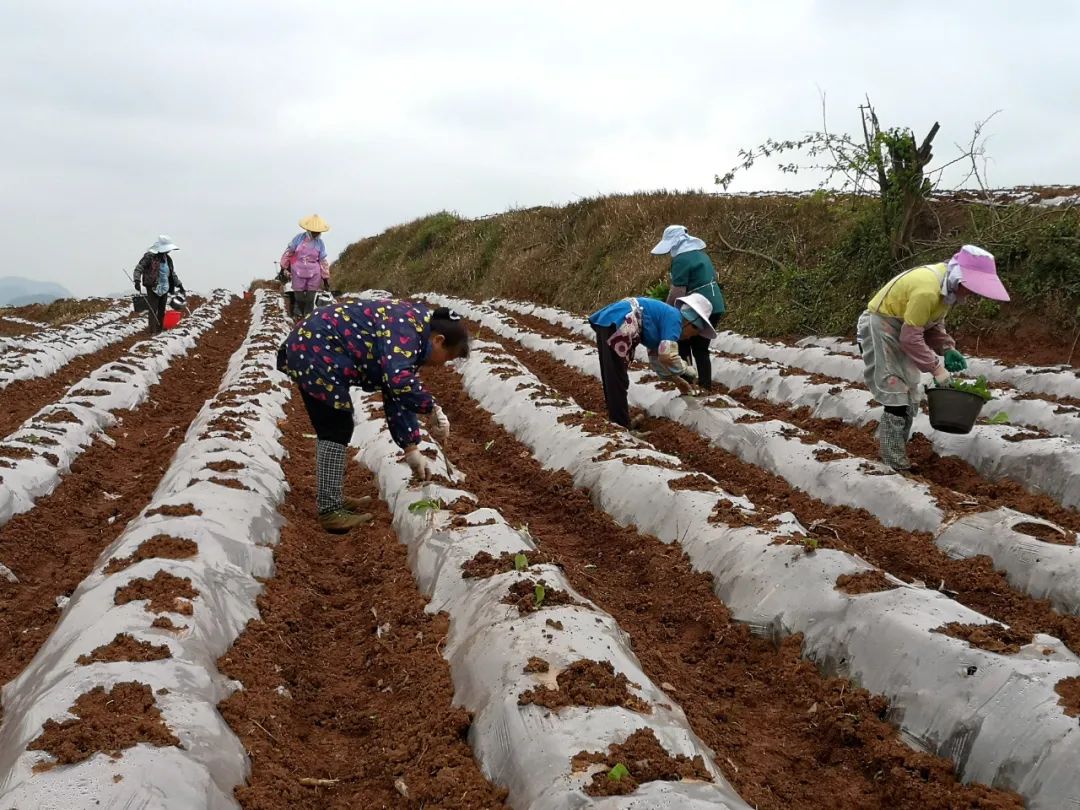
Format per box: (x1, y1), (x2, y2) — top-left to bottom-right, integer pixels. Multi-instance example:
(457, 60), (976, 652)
(2, 297), (116, 326)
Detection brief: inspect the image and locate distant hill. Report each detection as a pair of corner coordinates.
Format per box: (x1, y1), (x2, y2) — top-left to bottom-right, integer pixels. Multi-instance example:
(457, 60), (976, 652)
(0, 277), (72, 307)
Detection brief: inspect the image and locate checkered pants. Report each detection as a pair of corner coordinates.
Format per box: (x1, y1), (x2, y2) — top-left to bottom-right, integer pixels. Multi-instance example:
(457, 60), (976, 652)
(315, 439), (347, 514)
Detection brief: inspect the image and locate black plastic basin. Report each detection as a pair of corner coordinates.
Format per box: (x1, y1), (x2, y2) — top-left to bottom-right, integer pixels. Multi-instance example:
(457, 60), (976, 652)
(927, 387), (987, 434)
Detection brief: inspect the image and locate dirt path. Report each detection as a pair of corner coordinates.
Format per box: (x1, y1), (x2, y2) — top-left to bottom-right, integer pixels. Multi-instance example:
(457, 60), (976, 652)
(480, 330), (1080, 655)
(216, 395), (509, 810)
(0, 297), (251, 727)
(423, 363), (1021, 809)
(0, 327), (145, 438)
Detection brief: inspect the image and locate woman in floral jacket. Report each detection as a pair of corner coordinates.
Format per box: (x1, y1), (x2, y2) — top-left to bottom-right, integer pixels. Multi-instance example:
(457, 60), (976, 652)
(279, 298), (470, 533)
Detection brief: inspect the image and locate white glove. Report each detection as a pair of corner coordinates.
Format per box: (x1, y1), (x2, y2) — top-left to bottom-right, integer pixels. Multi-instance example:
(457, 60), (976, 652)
(931, 364), (951, 385)
(403, 447), (432, 481)
(429, 405), (450, 441)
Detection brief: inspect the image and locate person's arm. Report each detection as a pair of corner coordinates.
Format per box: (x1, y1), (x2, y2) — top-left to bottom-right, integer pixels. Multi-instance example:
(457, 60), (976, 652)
(133, 254), (150, 290)
(923, 321), (955, 355)
(665, 256), (691, 306)
(378, 319), (436, 448)
(648, 306), (692, 377)
(280, 236), (299, 271)
(900, 292), (948, 375)
(318, 240), (330, 281)
(168, 257), (183, 293)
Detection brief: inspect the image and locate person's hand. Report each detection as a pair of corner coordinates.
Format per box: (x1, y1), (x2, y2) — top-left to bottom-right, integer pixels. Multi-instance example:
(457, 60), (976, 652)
(134, 281), (141, 292)
(429, 405), (450, 441)
(944, 349), (967, 373)
(932, 364), (952, 387)
(403, 446), (432, 480)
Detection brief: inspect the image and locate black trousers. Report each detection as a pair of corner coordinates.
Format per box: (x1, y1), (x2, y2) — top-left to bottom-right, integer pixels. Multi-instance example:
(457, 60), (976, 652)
(592, 324), (631, 428)
(145, 290), (167, 334)
(300, 388), (355, 445)
(678, 335), (713, 390)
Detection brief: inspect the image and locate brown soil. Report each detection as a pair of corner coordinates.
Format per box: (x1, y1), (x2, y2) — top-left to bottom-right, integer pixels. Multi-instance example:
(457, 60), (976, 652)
(151, 616), (186, 632)
(1055, 677), (1080, 717)
(104, 535), (199, 574)
(502, 578), (577, 614)
(38, 408), (80, 425)
(572, 728), (712, 797)
(208, 476), (253, 491)
(484, 324), (1080, 661)
(216, 395), (508, 809)
(524, 657), (550, 674)
(1012, 521), (1073, 545)
(932, 622), (1033, 655)
(114, 570), (199, 615)
(145, 503), (202, 518)
(76, 633), (172, 664)
(461, 549), (551, 579)
(422, 360), (1022, 808)
(0, 331), (145, 439)
(835, 571), (898, 595)
(666, 473), (718, 491)
(205, 459), (245, 473)
(28, 682), (180, 767)
(0, 297), (251, 728)
(519, 659), (652, 714)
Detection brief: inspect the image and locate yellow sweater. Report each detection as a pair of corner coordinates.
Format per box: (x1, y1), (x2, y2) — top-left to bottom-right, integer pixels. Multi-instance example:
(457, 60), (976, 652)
(868, 263), (950, 327)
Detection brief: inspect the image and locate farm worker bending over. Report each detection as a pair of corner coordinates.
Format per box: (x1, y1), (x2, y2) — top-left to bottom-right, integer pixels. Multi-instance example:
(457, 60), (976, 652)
(588, 294), (717, 429)
(652, 225), (726, 391)
(857, 244), (1009, 470)
(280, 214), (331, 320)
(278, 299), (470, 533)
(133, 235), (184, 336)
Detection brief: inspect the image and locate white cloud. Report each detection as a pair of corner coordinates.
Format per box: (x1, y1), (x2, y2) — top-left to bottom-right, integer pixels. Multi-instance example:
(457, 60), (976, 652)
(0, 0), (1076, 296)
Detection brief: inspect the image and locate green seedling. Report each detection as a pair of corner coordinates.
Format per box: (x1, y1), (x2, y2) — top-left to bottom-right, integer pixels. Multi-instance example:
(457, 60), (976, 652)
(988, 412), (1010, 425)
(534, 583), (546, 609)
(407, 497), (443, 515)
(514, 553), (529, 572)
(608, 763), (630, 782)
(803, 536), (820, 552)
(484, 439), (495, 452)
(950, 375), (994, 401)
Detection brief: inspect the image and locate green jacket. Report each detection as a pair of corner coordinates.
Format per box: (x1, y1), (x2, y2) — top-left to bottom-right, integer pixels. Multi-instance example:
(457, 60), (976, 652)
(669, 250), (725, 320)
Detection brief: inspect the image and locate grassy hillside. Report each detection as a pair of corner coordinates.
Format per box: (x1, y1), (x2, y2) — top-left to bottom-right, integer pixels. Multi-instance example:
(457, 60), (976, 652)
(332, 191), (1080, 354)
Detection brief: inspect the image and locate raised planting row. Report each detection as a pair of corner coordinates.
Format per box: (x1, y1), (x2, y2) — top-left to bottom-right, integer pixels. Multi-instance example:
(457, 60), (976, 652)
(0, 291), (233, 535)
(0, 289), (292, 808)
(350, 391), (749, 808)
(440, 297), (1080, 619)
(493, 298), (1080, 499)
(442, 333), (1080, 808)
(795, 334), (1080, 401)
(0, 299), (140, 388)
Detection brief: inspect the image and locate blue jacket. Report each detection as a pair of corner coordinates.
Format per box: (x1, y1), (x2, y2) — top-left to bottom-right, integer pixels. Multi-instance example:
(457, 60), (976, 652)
(589, 297), (683, 349)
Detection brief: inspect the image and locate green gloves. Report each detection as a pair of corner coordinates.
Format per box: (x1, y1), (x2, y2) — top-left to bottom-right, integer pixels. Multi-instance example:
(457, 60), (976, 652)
(944, 349), (967, 373)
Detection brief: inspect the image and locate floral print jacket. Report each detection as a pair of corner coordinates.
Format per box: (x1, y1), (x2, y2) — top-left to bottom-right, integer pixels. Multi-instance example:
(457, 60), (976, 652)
(281, 298), (436, 447)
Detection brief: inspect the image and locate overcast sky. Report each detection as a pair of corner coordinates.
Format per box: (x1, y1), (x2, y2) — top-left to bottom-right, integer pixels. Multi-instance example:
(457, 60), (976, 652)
(2, 1), (1077, 296)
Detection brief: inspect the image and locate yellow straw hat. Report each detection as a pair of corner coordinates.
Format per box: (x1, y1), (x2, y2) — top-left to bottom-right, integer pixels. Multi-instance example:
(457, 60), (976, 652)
(299, 214), (330, 233)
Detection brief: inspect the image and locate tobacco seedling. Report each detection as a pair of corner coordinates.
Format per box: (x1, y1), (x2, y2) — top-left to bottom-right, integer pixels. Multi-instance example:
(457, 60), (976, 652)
(407, 497), (443, 515)
(950, 375), (994, 401)
(534, 583), (546, 609)
(514, 553), (529, 572)
(988, 411), (1010, 425)
(607, 763), (630, 782)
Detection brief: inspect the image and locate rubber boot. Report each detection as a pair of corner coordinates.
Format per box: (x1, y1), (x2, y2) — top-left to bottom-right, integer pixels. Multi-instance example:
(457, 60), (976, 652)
(316, 441), (372, 533)
(344, 495), (372, 512)
(878, 412), (911, 471)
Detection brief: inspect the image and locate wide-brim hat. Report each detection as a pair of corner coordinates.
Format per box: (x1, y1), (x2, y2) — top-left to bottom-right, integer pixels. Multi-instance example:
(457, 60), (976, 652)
(953, 244), (1009, 302)
(675, 293), (718, 340)
(652, 224), (689, 255)
(149, 234), (178, 253)
(299, 214), (330, 233)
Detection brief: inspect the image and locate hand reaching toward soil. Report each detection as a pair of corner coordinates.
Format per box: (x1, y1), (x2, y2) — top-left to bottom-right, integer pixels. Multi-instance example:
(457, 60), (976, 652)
(403, 446), (433, 480)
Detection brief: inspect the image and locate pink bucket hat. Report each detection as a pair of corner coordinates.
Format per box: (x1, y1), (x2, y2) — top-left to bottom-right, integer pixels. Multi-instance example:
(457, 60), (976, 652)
(952, 244), (1010, 302)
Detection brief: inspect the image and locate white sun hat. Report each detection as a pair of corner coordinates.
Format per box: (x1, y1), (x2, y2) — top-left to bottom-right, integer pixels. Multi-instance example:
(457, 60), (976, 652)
(651, 224), (706, 256)
(149, 234), (179, 253)
(675, 292), (718, 340)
